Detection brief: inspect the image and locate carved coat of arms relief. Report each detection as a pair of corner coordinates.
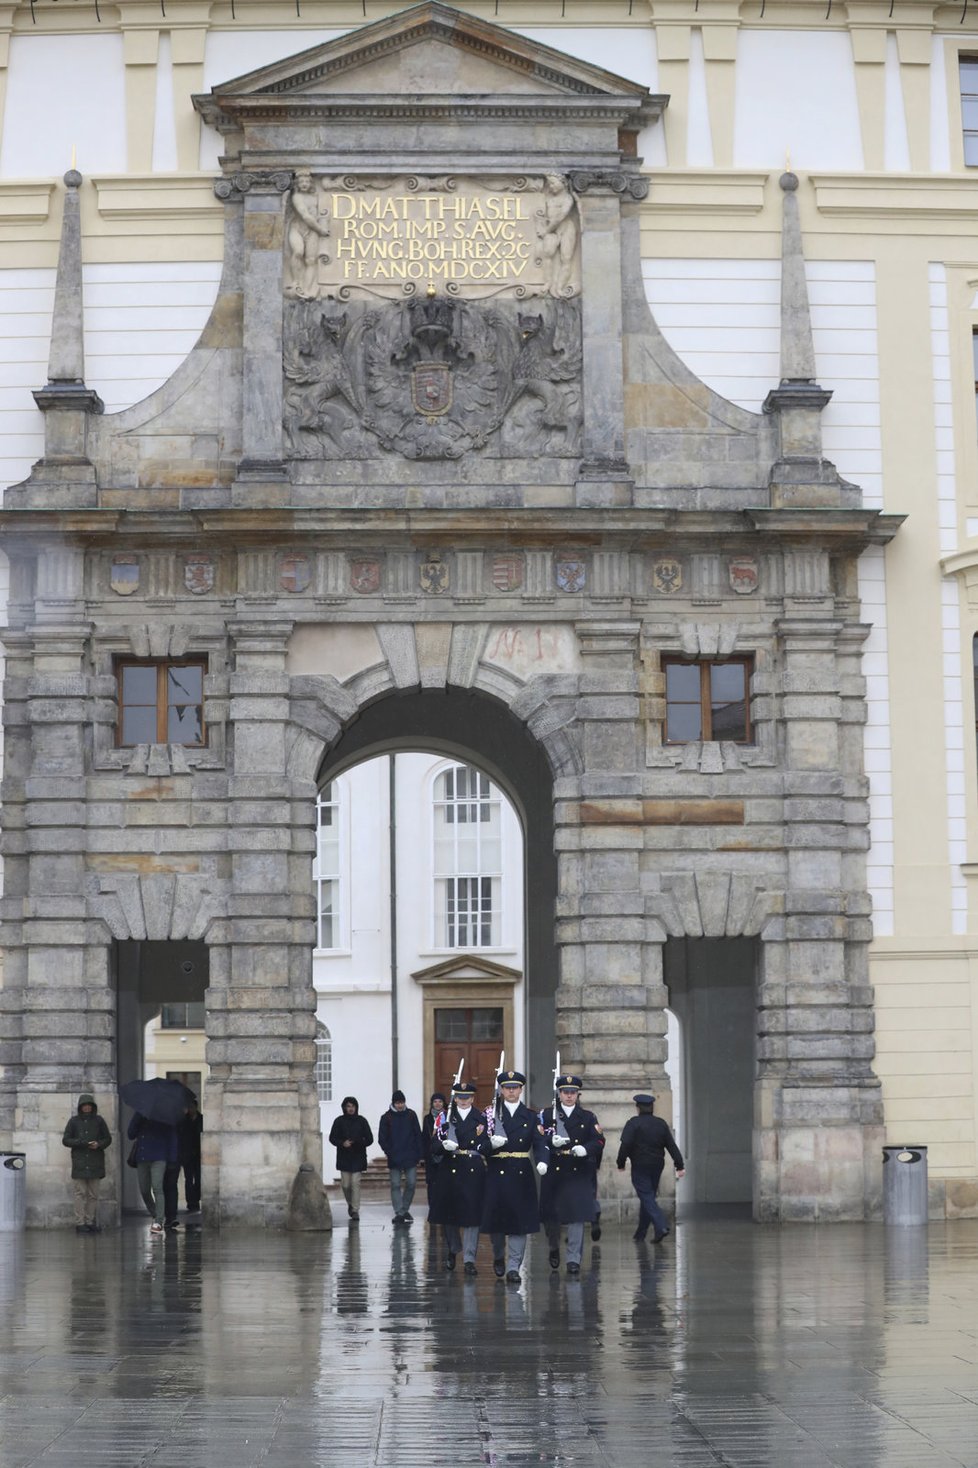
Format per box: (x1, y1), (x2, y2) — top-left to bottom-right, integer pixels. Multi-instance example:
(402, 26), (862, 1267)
(282, 173), (584, 463)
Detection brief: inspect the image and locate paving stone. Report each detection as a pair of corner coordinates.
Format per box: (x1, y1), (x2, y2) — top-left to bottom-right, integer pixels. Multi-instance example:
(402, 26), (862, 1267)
(0, 1210), (977, 1466)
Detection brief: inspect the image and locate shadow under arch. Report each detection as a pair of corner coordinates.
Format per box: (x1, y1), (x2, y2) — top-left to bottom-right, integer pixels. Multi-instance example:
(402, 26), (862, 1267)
(316, 685), (558, 1100)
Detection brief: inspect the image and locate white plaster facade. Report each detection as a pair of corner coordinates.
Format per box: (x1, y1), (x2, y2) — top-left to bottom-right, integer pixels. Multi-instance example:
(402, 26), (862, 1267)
(313, 753), (524, 1178)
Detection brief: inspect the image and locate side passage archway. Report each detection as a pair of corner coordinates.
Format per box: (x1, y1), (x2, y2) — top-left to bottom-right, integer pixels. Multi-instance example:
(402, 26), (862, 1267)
(316, 687), (558, 1106)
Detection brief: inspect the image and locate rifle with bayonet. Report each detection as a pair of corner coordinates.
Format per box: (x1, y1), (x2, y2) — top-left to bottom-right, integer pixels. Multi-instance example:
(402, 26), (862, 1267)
(494, 1050), (505, 1127)
(552, 1050), (569, 1143)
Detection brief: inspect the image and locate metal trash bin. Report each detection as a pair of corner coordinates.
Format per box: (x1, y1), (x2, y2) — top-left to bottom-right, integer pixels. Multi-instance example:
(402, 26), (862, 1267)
(882, 1144), (928, 1225)
(0, 1153), (26, 1231)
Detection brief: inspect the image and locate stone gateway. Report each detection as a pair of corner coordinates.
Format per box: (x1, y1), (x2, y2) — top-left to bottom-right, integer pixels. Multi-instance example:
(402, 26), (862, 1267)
(0, 3), (902, 1227)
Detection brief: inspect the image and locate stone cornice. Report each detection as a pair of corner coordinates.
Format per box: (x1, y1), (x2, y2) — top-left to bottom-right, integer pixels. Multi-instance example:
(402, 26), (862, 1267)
(811, 172), (978, 219)
(0, 505), (905, 547)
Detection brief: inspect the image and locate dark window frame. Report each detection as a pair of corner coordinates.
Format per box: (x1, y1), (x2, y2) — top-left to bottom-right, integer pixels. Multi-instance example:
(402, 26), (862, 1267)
(662, 656), (754, 744)
(116, 658), (207, 747)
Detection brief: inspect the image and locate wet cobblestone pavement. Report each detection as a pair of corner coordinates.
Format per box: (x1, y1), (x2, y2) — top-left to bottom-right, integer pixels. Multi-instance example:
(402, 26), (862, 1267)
(2, 1208), (978, 1467)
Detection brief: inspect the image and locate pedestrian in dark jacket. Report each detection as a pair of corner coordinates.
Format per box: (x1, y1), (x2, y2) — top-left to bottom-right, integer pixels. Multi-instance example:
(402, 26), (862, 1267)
(62, 1093), (112, 1233)
(378, 1090), (423, 1225)
(177, 1100), (203, 1214)
(127, 1112), (179, 1235)
(328, 1096), (373, 1221)
(616, 1093), (685, 1243)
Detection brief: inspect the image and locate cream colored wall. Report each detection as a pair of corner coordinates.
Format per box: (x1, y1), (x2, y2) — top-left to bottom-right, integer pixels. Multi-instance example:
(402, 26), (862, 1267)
(2, 0), (978, 1192)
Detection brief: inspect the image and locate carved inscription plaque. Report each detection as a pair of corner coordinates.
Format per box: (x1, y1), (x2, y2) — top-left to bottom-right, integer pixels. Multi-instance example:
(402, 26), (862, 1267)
(285, 173), (580, 301)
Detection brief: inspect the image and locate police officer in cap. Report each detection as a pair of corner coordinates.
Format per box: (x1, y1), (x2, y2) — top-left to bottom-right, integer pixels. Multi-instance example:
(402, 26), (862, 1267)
(616, 1092), (684, 1243)
(429, 1078), (492, 1274)
(480, 1069), (549, 1283)
(539, 1074), (604, 1274)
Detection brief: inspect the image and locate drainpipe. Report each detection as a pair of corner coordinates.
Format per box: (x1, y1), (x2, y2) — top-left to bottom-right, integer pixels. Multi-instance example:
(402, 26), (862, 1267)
(389, 753), (399, 1090)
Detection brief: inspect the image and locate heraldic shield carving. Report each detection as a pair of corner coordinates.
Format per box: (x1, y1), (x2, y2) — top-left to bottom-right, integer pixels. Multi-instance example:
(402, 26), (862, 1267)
(284, 291), (582, 462)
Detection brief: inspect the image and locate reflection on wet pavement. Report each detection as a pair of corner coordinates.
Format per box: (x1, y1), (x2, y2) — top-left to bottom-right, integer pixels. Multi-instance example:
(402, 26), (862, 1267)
(1, 1209), (977, 1466)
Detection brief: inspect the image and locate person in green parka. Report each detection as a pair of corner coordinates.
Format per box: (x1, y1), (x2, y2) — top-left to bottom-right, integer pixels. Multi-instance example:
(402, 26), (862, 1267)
(62, 1093), (112, 1233)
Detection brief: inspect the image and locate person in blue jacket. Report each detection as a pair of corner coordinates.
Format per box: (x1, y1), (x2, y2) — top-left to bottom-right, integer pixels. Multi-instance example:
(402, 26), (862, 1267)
(378, 1090), (423, 1226)
(127, 1112), (179, 1235)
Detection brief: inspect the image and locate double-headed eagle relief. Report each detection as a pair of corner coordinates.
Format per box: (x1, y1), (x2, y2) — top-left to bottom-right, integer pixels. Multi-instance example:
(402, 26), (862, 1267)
(282, 173), (583, 462)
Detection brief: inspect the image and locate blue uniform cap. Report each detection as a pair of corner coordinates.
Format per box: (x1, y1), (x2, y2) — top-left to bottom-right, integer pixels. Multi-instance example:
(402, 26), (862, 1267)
(452, 1081), (477, 1097)
(556, 1074), (582, 1091)
(633, 1093), (655, 1106)
(497, 1070), (526, 1086)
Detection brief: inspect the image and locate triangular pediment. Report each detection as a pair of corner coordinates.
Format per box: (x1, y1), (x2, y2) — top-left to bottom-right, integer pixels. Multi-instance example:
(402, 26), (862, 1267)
(412, 955), (522, 986)
(198, 2), (655, 111)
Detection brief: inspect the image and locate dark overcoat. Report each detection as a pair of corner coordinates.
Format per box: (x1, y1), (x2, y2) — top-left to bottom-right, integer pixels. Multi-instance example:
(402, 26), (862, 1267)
(538, 1103), (604, 1225)
(428, 1106), (491, 1227)
(480, 1101), (548, 1236)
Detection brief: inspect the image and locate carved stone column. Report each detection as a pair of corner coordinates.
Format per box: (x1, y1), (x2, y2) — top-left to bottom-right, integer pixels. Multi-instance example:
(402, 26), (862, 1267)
(555, 620), (668, 1216)
(572, 172), (647, 505)
(217, 171), (293, 495)
(754, 607), (883, 1221)
(207, 619), (330, 1227)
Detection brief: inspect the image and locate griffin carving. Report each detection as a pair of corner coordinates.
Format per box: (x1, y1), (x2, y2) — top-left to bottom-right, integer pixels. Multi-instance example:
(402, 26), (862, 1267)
(283, 293), (581, 461)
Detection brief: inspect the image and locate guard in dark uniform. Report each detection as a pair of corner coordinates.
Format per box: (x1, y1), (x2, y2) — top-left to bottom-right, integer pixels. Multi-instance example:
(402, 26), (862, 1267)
(616, 1092), (685, 1242)
(428, 1079), (491, 1274)
(480, 1069), (549, 1283)
(539, 1074), (604, 1274)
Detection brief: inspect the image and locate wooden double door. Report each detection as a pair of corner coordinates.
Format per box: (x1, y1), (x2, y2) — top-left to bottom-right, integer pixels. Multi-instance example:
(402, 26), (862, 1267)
(433, 1005), (504, 1109)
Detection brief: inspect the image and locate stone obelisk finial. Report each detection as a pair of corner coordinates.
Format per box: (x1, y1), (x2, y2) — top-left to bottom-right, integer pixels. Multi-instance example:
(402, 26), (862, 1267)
(38, 169), (103, 403)
(29, 170), (103, 497)
(763, 170), (840, 507)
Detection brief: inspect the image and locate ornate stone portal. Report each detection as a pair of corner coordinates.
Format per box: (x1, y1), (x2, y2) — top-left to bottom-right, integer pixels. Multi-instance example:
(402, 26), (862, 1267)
(0, 3), (902, 1227)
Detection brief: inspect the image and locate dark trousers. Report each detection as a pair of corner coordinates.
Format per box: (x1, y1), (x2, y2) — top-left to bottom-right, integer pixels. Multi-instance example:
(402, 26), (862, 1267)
(182, 1159), (201, 1211)
(163, 1163), (180, 1226)
(631, 1162), (669, 1239)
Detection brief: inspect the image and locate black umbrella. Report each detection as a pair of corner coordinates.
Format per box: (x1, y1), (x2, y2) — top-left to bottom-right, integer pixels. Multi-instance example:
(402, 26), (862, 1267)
(119, 1077), (196, 1126)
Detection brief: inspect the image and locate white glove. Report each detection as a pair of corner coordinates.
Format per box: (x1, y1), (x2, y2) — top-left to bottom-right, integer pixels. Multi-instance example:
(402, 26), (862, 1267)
(536, 1162), (548, 1176)
(571, 1144), (587, 1158)
(551, 1134), (569, 1148)
(442, 1138), (459, 1152)
(491, 1134), (506, 1149)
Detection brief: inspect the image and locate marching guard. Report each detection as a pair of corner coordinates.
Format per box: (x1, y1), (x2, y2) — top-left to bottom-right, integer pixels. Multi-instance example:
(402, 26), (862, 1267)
(428, 1077), (491, 1275)
(539, 1073), (604, 1275)
(481, 1068), (549, 1283)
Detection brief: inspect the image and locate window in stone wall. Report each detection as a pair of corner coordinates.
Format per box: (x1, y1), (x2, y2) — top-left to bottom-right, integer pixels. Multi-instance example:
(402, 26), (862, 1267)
(433, 764), (501, 948)
(161, 1002), (205, 1030)
(315, 1023), (332, 1104)
(963, 58), (978, 164)
(116, 660), (205, 745)
(663, 658), (753, 743)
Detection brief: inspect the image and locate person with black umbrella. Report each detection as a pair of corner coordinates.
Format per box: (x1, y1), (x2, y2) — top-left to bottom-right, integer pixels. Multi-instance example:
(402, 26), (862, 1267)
(121, 1078), (194, 1236)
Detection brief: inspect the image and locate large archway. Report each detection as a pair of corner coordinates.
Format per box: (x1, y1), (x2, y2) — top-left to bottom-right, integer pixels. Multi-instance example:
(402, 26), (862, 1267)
(317, 686), (558, 1102)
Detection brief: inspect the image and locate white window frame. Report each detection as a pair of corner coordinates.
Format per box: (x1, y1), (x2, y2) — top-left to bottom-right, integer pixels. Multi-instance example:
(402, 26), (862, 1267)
(430, 762), (503, 950)
(315, 1022), (332, 1104)
(314, 778), (349, 953)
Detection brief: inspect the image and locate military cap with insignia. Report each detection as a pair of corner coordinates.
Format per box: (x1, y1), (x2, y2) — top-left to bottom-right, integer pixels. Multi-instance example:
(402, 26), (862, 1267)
(451, 1079), (477, 1097)
(633, 1093), (655, 1106)
(497, 1069), (526, 1086)
(555, 1074), (583, 1090)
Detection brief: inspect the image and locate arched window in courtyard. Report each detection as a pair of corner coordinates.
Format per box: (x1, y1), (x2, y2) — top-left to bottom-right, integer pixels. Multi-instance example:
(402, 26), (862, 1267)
(315, 1022), (332, 1104)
